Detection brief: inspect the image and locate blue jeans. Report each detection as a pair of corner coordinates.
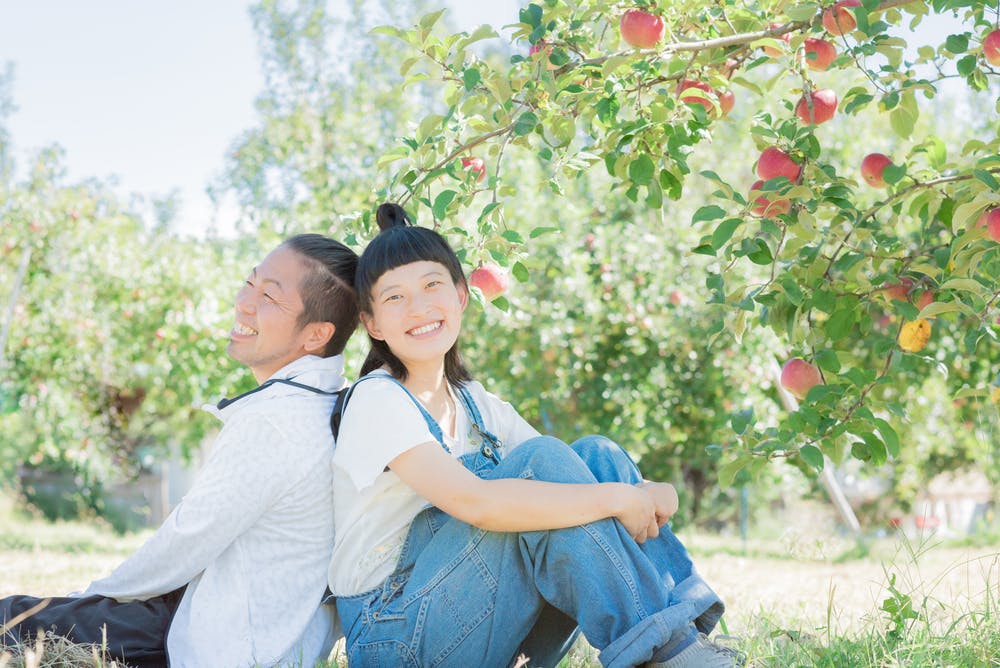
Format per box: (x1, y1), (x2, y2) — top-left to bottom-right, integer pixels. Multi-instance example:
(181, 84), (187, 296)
(336, 435), (724, 668)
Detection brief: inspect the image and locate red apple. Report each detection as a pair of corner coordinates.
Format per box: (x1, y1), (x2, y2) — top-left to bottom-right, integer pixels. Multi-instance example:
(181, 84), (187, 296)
(823, 0), (861, 36)
(620, 9), (665, 49)
(756, 147), (801, 182)
(780, 358), (823, 400)
(860, 153), (893, 188)
(461, 156), (486, 182)
(914, 289), (935, 313)
(529, 40), (558, 70)
(804, 38), (837, 71)
(678, 79), (714, 112)
(881, 277), (914, 303)
(469, 263), (509, 301)
(763, 23), (792, 57)
(986, 29), (1000, 67)
(987, 209), (1000, 242)
(749, 179), (791, 217)
(795, 88), (838, 125)
(718, 89), (735, 115)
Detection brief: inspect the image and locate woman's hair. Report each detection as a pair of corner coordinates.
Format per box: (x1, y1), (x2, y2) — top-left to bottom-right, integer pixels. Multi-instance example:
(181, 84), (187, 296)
(282, 234), (359, 357)
(356, 203), (472, 384)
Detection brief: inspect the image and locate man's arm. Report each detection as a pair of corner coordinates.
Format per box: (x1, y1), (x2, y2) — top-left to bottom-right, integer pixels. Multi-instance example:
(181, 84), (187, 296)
(82, 416), (292, 600)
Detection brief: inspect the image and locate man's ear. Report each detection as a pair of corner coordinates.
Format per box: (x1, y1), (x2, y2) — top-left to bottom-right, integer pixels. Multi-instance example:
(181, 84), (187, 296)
(302, 321), (336, 354)
(360, 312), (384, 341)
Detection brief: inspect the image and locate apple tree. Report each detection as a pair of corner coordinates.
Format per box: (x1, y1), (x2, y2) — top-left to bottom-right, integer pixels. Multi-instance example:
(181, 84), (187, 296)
(358, 0), (1000, 483)
(0, 140), (252, 512)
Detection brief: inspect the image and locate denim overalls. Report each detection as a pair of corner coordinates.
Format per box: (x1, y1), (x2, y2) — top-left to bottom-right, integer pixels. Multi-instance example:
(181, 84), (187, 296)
(335, 378), (724, 668)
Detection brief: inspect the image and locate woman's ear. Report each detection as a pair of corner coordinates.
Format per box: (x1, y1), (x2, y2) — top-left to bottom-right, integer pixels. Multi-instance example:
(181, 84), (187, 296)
(360, 312), (384, 341)
(458, 283), (469, 311)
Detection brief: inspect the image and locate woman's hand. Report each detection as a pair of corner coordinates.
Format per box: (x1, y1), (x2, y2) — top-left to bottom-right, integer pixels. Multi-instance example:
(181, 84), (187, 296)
(610, 484), (660, 543)
(638, 481), (679, 526)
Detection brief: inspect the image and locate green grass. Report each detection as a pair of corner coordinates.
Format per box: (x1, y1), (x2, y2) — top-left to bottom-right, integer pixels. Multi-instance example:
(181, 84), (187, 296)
(2, 493), (998, 667)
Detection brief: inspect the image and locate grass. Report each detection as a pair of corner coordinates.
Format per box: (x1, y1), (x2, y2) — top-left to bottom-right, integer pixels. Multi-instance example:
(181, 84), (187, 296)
(1, 493), (997, 667)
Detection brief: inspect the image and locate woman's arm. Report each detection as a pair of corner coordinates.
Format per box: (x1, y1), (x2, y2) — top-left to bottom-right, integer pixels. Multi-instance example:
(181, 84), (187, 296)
(389, 442), (661, 541)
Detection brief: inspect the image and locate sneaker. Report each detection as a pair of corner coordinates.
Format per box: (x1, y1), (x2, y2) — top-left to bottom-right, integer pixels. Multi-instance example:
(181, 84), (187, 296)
(644, 632), (747, 668)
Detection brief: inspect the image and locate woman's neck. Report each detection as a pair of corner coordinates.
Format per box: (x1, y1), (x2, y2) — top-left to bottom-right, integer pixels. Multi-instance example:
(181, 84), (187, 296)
(402, 363), (457, 438)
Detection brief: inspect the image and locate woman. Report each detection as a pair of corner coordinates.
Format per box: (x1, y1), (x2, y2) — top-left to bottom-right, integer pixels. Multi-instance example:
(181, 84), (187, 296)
(326, 203), (737, 668)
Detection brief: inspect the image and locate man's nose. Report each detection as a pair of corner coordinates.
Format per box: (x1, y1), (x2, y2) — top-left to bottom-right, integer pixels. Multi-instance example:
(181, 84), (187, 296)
(234, 285), (255, 314)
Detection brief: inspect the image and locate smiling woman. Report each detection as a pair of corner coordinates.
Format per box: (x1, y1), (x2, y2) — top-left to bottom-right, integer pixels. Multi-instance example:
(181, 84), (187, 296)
(324, 203), (736, 668)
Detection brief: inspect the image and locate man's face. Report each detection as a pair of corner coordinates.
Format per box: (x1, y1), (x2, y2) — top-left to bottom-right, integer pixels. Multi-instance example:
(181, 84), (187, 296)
(227, 245), (315, 383)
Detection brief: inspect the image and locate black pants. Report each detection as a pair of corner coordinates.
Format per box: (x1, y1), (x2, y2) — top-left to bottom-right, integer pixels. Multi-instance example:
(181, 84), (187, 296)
(0, 588), (183, 668)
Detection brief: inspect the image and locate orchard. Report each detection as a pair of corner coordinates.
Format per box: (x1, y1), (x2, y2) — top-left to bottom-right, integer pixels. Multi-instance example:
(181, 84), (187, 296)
(363, 0), (1000, 485)
(2, 0), (999, 526)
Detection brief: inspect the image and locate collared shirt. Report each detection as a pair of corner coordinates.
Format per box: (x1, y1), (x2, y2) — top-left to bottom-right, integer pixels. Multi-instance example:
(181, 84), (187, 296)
(83, 354), (346, 667)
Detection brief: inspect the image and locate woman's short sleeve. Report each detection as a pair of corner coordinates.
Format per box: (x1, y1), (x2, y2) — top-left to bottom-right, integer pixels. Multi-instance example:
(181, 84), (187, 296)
(333, 377), (438, 490)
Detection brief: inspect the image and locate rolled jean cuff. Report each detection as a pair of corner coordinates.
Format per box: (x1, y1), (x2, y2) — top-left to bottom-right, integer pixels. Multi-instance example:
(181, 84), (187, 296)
(597, 574), (725, 668)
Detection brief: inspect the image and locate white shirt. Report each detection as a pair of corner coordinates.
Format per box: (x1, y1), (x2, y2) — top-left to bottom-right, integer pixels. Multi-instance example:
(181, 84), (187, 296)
(327, 371), (540, 596)
(83, 354), (346, 668)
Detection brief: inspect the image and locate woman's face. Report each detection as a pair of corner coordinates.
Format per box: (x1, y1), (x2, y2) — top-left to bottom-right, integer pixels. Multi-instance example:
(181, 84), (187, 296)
(362, 260), (467, 373)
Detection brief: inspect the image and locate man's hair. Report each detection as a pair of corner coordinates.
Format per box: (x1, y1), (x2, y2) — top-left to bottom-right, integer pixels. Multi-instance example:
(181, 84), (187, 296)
(283, 234), (360, 357)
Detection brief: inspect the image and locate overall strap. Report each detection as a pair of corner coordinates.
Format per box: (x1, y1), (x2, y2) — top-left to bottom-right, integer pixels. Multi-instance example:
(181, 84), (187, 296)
(456, 385), (503, 464)
(334, 373), (447, 451)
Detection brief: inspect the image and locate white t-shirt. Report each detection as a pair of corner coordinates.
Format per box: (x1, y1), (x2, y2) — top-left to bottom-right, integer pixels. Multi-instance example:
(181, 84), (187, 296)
(328, 370), (540, 596)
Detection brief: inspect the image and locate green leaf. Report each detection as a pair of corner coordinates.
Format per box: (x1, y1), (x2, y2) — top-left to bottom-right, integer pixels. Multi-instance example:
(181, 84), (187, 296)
(432, 189), (456, 220)
(529, 226), (559, 238)
(956, 54), (977, 76)
(511, 261), (529, 283)
(746, 239), (773, 265)
(799, 445), (825, 471)
(814, 349), (841, 373)
(519, 3), (543, 28)
(826, 309), (856, 340)
(628, 155), (655, 186)
(418, 8), (447, 29)
(718, 454), (750, 488)
(711, 218), (742, 250)
(883, 163), (906, 184)
(501, 230), (526, 244)
(490, 295), (510, 311)
(873, 418), (900, 458)
(477, 202), (503, 224)
(944, 33), (969, 53)
(462, 67), (481, 91)
(513, 111), (539, 136)
(731, 408), (756, 435)
(786, 3), (820, 21)
(693, 205), (727, 223)
(974, 169), (1000, 190)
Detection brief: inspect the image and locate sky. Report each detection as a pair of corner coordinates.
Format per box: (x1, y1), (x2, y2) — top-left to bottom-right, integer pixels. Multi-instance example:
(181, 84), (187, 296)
(0, 2), (962, 238)
(0, 0), (518, 237)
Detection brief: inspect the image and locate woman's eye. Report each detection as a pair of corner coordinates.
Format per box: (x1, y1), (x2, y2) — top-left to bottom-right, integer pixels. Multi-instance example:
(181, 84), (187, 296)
(426, 280), (442, 289)
(263, 293), (276, 302)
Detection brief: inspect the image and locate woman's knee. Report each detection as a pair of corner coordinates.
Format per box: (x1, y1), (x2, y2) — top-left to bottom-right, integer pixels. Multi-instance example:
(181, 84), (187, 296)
(497, 437), (596, 483)
(568, 435), (642, 484)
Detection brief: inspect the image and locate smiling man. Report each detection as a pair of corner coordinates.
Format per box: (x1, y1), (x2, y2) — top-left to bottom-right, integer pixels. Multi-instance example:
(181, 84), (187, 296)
(1, 235), (359, 668)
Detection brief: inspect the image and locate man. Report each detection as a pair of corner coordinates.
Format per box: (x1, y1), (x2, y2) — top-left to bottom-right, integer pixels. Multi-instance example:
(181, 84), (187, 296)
(1, 234), (360, 667)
